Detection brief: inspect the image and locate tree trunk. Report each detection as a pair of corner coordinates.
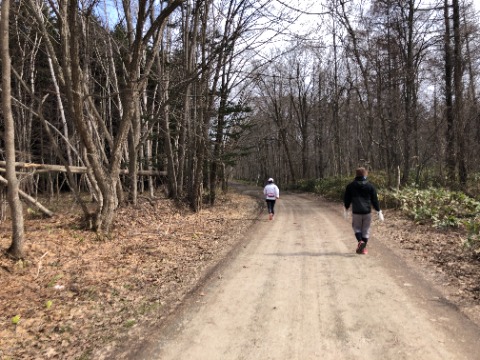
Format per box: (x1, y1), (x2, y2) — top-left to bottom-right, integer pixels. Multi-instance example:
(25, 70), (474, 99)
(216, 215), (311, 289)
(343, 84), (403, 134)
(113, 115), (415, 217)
(401, 0), (416, 186)
(128, 102), (141, 205)
(339, 2), (375, 164)
(1, 0), (26, 258)
(189, 0), (212, 212)
(316, 72), (325, 178)
(453, 0), (467, 186)
(463, 8), (480, 169)
(444, 0), (456, 183)
(158, 23), (178, 199)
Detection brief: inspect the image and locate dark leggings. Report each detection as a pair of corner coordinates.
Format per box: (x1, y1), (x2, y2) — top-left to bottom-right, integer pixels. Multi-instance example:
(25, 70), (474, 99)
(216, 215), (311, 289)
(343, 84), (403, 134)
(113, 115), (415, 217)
(266, 199), (276, 214)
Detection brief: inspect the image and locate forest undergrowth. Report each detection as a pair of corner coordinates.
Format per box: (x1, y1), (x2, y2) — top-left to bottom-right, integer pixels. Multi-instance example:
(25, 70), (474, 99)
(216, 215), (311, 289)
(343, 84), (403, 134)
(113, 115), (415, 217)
(1, 184), (480, 359)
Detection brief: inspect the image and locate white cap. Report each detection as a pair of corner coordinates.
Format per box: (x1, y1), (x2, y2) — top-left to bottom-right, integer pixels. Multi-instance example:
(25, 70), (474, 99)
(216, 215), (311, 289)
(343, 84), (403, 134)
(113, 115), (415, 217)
(268, 178), (274, 182)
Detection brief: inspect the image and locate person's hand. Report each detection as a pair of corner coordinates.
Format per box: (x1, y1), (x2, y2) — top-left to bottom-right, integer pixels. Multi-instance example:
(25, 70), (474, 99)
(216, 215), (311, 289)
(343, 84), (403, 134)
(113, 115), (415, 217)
(343, 208), (348, 220)
(378, 210), (384, 221)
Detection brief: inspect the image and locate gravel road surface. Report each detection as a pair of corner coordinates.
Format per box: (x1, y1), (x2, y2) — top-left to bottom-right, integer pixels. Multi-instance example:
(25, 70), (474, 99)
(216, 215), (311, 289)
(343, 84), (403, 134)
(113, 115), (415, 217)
(133, 191), (480, 360)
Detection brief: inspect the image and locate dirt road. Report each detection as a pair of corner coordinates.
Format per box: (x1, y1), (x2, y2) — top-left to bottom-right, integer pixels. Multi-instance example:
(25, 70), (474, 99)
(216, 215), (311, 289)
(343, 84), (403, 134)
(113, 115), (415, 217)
(132, 192), (480, 360)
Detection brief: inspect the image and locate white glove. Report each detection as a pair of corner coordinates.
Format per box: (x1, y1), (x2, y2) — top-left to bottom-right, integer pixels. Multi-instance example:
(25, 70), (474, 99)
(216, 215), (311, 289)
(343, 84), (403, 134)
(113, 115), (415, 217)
(378, 210), (384, 221)
(343, 208), (348, 220)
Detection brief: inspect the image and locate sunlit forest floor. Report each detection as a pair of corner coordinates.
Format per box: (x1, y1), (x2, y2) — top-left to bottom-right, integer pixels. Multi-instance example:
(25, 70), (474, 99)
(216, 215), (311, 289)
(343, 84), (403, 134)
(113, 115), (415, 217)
(1, 188), (479, 359)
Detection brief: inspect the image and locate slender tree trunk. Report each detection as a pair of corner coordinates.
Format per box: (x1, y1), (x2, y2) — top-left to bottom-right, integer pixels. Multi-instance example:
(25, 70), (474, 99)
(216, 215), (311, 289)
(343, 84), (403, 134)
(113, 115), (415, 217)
(463, 8), (480, 167)
(210, 94), (227, 205)
(2, 0), (26, 258)
(339, 2), (375, 163)
(453, 0), (467, 186)
(316, 72), (324, 178)
(158, 24), (178, 199)
(128, 117), (140, 205)
(402, 0), (416, 185)
(332, 13), (342, 177)
(444, 0), (456, 183)
(191, 97), (206, 212)
(190, 0), (212, 211)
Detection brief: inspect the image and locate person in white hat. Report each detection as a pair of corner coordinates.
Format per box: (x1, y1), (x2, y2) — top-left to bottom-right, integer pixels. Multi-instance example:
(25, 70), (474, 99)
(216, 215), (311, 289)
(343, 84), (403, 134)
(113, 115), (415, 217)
(263, 178), (280, 220)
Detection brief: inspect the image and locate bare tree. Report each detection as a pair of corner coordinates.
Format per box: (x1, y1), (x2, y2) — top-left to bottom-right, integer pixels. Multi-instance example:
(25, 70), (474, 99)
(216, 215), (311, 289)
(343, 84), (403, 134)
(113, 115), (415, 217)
(1, 0), (26, 258)
(24, 0), (183, 234)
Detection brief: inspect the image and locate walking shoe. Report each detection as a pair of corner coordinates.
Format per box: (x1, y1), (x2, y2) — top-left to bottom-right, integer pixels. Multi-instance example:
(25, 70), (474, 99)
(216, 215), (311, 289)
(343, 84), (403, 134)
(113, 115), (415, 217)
(355, 241), (361, 253)
(356, 241), (366, 254)
(269, 213), (273, 220)
(361, 247), (368, 255)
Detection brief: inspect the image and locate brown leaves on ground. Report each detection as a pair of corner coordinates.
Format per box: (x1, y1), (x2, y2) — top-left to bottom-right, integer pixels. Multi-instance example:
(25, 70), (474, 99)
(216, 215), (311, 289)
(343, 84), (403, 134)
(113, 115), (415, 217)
(0, 191), (260, 359)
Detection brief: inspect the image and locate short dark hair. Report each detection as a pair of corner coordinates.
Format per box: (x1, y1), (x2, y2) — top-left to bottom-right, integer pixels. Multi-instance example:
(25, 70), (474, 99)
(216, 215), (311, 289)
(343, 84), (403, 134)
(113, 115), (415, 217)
(356, 167), (368, 177)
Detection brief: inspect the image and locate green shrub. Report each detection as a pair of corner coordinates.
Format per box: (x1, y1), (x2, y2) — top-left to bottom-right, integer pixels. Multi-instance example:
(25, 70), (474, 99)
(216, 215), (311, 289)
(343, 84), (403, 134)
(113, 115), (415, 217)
(313, 177), (350, 201)
(388, 187), (480, 249)
(293, 174), (387, 202)
(293, 179), (318, 192)
(389, 187), (480, 223)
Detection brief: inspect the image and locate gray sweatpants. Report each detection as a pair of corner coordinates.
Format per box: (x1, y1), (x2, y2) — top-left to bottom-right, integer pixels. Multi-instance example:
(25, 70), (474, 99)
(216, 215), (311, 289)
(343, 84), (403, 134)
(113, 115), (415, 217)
(352, 213), (372, 239)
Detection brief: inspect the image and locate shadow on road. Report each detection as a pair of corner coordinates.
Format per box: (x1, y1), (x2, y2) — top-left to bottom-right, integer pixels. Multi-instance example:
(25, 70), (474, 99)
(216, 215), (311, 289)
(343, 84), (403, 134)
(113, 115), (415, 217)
(264, 251), (357, 258)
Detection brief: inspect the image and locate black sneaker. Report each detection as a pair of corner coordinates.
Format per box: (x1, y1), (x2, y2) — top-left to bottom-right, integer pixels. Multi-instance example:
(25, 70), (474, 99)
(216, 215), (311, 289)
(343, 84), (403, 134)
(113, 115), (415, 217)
(356, 241), (366, 254)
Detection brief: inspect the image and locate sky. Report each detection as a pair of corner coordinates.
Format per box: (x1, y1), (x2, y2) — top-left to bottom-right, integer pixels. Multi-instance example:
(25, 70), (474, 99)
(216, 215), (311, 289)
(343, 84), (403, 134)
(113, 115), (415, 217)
(276, 0), (480, 43)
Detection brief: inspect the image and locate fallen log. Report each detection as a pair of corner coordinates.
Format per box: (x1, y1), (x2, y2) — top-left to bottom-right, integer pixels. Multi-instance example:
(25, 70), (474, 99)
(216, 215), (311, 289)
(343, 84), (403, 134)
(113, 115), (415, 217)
(0, 175), (54, 217)
(0, 161), (166, 176)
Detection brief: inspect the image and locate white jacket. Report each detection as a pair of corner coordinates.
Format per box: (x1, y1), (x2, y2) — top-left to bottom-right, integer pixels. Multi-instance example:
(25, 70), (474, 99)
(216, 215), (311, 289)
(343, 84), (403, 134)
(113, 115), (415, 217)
(264, 183), (279, 200)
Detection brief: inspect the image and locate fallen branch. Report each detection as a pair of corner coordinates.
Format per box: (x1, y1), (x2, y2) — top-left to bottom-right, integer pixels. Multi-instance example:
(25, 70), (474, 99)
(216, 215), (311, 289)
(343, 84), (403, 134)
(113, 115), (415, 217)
(0, 175), (54, 217)
(35, 252), (49, 279)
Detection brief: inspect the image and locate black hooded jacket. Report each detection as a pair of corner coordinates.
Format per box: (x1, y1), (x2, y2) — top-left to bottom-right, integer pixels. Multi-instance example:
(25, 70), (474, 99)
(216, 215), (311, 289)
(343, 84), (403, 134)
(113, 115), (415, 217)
(343, 176), (380, 214)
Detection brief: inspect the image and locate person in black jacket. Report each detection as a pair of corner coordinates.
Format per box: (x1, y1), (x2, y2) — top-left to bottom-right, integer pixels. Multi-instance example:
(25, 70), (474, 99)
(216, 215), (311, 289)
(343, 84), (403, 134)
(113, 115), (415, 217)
(343, 167), (384, 254)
